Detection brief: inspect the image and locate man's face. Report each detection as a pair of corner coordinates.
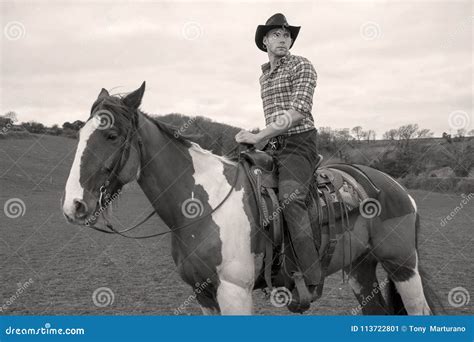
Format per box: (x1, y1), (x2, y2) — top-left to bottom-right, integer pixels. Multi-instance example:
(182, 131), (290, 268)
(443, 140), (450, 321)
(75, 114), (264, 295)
(263, 28), (292, 56)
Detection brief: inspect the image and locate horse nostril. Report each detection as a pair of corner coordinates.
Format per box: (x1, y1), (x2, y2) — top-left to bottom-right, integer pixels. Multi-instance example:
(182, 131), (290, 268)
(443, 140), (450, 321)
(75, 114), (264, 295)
(73, 199), (88, 219)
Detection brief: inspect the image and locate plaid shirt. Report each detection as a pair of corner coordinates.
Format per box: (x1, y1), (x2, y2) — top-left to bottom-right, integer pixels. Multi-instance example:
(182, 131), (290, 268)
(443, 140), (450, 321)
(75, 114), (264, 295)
(260, 53), (317, 136)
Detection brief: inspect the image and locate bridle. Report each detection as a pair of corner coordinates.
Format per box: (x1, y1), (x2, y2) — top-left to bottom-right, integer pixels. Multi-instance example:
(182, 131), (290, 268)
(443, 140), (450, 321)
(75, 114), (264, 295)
(86, 107), (244, 239)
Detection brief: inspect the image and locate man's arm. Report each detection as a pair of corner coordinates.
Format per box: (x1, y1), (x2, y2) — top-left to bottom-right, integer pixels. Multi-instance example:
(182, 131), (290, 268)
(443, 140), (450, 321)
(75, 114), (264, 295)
(235, 109), (305, 145)
(255, 109), (305, 141)
(289, 58), (317, 115)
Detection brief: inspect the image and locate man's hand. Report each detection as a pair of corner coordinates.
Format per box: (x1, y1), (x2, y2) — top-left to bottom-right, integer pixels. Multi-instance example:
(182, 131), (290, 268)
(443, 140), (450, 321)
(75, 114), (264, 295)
(235, 130), (262, 145)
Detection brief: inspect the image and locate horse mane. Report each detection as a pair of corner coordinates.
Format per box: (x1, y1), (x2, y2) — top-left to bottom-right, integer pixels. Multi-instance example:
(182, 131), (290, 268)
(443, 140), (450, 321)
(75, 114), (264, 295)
(91, 93), (243, 162)
(142, 112), (193, 147)
(143, 112), (243, 162)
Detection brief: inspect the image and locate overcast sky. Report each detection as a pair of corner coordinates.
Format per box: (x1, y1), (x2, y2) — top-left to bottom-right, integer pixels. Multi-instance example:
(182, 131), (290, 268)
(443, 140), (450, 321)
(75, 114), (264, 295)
(1, 0), (472, 137)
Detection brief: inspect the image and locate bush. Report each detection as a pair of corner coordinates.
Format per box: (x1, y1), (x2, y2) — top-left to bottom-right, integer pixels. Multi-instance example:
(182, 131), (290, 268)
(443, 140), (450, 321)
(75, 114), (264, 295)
(62, 128), (79, 139)
(0, 131), (31, 139)
(455, 179), (474, 194)
(399, 174), (473, 193)
(47, 124), (63, 136)
(22, 121), (46, 134)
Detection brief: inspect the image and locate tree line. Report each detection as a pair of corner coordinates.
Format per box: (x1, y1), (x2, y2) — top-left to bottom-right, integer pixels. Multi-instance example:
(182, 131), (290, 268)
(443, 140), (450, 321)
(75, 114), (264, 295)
(1, 111), (472, 179)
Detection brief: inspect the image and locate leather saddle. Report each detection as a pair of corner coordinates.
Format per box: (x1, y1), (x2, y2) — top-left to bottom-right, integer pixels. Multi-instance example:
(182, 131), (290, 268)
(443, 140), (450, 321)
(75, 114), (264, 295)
(240, 148), (380, 312)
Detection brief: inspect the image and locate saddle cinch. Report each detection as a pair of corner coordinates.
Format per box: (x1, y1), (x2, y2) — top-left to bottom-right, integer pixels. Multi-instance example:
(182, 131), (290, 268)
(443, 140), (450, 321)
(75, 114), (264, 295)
(240, 148), (380, 313)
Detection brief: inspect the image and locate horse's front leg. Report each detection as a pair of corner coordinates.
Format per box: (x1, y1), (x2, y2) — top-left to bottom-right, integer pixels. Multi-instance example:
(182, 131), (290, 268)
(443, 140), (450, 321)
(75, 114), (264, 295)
(214, 257), (255, 315)
(216, 277), (254, 315)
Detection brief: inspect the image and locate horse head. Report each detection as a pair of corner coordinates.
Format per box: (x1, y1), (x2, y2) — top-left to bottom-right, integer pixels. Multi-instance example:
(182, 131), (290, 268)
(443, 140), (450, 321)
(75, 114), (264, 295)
(62, 82), (146, 227)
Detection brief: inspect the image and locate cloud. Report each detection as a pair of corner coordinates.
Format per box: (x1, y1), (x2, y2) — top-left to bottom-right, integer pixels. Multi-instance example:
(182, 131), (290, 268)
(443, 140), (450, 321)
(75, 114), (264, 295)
(1, 0), (471, 137)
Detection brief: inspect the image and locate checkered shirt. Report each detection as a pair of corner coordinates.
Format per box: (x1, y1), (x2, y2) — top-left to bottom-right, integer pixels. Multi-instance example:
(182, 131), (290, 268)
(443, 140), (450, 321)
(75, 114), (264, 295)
(260, 53), (317, 136)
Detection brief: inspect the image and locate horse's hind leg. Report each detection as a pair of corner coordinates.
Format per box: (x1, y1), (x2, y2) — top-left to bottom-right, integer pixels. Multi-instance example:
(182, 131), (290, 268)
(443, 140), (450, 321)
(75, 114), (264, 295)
(373, 213), (432, 315)
(346, 253), (388, 315)
(383, 252), (431, 315)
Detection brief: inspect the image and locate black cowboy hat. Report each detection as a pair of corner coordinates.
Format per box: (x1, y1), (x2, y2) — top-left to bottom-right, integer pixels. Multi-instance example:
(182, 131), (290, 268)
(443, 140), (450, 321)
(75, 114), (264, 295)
(255, 13), (300, 52)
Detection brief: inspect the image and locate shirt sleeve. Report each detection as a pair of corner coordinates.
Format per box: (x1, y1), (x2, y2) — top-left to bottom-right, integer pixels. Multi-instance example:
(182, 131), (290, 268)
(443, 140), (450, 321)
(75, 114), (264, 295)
(290, 59), (317, 115)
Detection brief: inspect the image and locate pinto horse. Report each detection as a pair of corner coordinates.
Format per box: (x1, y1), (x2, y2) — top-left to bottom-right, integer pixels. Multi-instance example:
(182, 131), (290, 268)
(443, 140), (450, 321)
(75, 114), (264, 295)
(62, 82), (437, 315)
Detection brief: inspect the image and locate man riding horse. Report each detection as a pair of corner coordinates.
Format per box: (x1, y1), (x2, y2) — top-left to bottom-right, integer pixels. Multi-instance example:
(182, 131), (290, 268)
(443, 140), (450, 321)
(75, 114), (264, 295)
(235, 13), (321, 302)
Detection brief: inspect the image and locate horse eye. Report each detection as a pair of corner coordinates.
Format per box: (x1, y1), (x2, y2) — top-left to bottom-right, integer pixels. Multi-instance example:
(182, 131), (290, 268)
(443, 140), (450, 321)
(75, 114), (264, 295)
(107, 132), (118, 141)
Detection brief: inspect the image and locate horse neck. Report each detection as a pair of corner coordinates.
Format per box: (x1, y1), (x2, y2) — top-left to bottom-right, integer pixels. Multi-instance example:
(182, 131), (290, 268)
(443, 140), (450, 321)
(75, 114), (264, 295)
(135, 113), (238, 229)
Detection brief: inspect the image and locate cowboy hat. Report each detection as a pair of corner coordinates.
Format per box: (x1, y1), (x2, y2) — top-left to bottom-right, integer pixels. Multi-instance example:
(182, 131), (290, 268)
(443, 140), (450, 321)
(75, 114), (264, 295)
(255, 13), (300, 52)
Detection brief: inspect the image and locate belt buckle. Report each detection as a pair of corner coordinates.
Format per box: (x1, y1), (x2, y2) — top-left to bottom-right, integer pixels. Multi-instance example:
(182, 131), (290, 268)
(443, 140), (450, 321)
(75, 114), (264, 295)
(268, 138), (278, 151)
(268, 135), (285, 151)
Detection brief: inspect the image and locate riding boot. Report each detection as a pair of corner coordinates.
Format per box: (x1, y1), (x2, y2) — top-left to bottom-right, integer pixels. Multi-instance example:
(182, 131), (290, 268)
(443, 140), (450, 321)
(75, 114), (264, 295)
(287, 233), (322, 313)
(291, 236), (322, 287)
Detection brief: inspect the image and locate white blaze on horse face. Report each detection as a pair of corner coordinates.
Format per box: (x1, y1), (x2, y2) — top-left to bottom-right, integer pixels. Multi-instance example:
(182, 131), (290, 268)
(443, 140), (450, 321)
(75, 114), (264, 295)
(63, 120), (97, 218)
(188, 145), (254, 314)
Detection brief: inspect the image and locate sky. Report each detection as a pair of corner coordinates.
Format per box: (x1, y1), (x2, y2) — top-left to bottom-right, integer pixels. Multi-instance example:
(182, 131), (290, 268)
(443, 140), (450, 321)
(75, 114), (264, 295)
(0, 0), (472, 137)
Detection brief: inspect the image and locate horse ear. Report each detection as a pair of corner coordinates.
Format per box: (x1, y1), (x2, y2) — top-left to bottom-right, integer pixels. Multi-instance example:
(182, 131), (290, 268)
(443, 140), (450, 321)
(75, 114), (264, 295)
(97, 88), (109, 100)
(123, 81), (146, 109)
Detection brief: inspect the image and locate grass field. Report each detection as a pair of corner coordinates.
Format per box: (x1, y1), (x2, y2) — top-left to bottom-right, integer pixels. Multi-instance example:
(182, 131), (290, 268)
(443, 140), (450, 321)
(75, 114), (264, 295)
(1, 134), (472, 315)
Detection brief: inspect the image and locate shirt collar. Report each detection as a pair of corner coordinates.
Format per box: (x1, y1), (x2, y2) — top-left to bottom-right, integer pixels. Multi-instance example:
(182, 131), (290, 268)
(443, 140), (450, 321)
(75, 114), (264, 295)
(261, 52), (291, 72)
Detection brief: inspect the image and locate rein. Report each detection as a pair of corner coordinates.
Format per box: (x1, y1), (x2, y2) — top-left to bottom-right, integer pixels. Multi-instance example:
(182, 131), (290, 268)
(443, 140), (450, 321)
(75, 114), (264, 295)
(87, 110), (246, 239)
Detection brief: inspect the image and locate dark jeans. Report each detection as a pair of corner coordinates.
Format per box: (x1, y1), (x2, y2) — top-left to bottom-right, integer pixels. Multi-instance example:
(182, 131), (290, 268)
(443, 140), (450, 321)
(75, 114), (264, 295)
(267, 129), (321, 285)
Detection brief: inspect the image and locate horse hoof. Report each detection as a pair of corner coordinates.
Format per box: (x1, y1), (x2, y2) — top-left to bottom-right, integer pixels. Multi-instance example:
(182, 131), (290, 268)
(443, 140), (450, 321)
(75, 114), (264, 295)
(287, 300), (310, 314)
(287, 289), (310, 314)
